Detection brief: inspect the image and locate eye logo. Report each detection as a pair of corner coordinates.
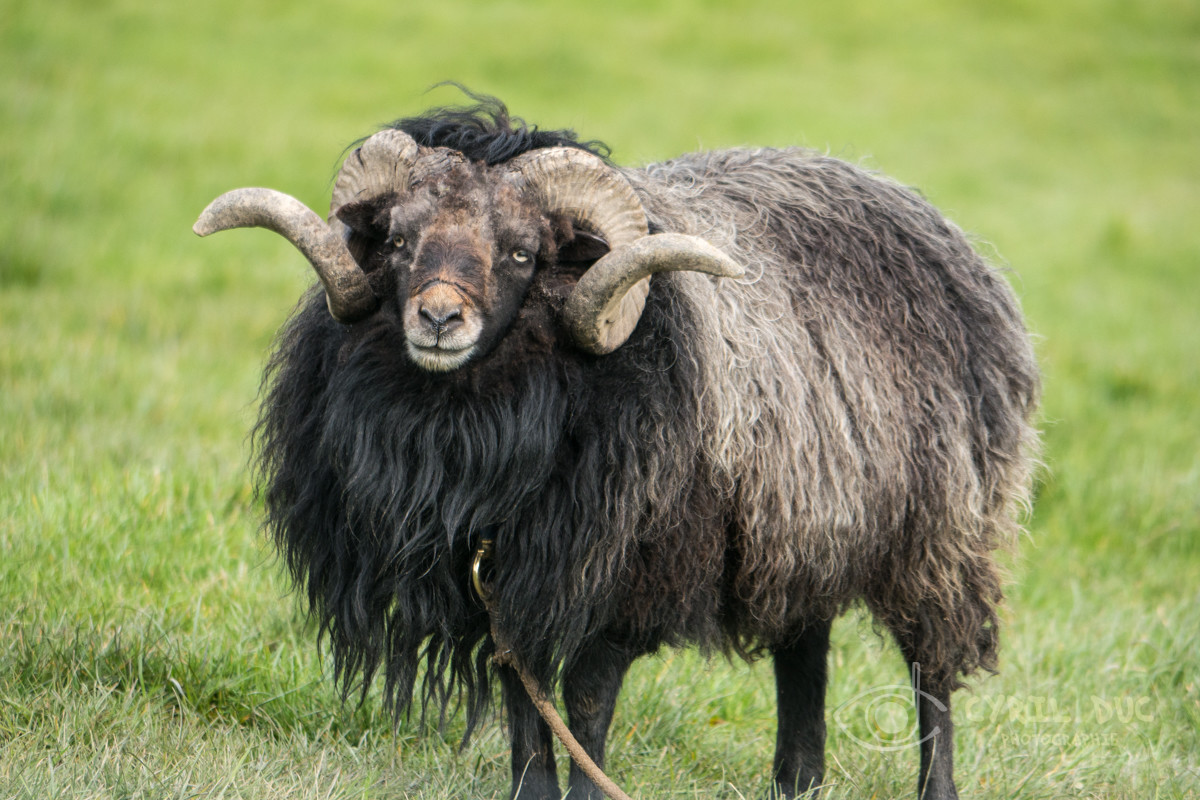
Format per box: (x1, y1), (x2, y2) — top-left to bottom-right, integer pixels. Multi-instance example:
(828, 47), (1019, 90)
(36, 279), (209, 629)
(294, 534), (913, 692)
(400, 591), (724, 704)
(832, 667), (946, 752)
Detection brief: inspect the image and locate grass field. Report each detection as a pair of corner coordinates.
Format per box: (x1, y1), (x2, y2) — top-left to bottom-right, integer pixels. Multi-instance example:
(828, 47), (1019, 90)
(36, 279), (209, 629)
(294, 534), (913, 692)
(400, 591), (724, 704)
(2, 0), (1198, 797)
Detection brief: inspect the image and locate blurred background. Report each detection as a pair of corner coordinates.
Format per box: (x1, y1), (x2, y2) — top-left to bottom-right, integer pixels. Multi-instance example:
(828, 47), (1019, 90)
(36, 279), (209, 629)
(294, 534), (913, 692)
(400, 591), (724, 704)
(2, 1), (1196, 797)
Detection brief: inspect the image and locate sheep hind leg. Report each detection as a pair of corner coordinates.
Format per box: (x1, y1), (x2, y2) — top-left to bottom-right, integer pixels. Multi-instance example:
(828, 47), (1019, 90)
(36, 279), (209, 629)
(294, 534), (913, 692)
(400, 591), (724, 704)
(770, 618), (832, 798)
(897, 649), (959, 800)
(562, 638), (637, 800)
(499, 664), (562, 800)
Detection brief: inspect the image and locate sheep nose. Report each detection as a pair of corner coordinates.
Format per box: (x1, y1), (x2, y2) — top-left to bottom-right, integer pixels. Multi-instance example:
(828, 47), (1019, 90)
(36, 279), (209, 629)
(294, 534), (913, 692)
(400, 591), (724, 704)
(419, 304), (463, 335)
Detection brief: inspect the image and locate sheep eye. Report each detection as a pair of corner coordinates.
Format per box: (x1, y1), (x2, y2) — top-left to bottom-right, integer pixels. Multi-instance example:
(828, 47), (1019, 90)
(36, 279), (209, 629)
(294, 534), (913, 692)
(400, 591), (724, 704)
(512, 249), (532, 264)
(391, 234), (406, 249)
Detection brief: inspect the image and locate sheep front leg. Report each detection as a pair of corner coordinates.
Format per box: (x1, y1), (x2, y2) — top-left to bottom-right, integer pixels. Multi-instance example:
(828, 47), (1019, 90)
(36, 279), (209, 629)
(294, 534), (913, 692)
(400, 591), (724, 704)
(562, 639), (636, 800)
(771, 618), (833, 798)
(499, 665), (561, 800)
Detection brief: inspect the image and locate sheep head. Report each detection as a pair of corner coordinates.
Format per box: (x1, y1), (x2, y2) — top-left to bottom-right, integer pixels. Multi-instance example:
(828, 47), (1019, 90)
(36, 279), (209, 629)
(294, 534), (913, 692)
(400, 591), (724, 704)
(194, 129), (742, 369)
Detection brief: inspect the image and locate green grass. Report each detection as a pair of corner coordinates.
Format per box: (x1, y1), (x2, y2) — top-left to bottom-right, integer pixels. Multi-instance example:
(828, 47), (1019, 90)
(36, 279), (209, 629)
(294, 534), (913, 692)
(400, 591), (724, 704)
(2, 0), (1198, 797)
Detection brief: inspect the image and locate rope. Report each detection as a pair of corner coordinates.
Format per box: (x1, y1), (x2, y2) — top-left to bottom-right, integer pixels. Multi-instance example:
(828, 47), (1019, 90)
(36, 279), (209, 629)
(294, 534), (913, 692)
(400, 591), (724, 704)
(473, 539), (635, 800)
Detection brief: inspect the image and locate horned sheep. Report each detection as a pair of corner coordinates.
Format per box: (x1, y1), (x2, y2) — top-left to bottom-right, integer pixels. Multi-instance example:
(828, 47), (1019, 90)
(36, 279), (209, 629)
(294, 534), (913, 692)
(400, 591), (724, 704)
(195, 95), (1040, 800)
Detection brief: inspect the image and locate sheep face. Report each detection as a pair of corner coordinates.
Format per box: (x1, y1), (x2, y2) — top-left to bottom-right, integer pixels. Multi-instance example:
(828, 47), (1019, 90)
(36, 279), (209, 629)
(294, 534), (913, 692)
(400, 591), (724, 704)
(335, 160), (556, 373)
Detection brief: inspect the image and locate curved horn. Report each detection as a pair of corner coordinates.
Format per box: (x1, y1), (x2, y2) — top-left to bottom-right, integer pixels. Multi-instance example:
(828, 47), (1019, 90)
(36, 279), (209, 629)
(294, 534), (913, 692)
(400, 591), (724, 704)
(506, 148), (744, 354)
(506, 147), (650, 251)
(564, 233), (744, 354)
(330, 128), (420, 223)
(193, 130), (421, 324)
(194, 188), (378, 323)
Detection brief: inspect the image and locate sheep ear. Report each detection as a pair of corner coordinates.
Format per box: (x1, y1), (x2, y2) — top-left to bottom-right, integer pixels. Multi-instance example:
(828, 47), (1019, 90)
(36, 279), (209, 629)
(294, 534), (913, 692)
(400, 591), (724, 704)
(334, 196), (391, 237)
(558, 229), (610, 265)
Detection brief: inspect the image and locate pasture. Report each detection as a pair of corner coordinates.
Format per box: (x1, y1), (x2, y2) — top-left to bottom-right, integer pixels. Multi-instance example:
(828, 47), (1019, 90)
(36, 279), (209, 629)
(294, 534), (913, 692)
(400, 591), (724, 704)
(1, 0), (1197, 797)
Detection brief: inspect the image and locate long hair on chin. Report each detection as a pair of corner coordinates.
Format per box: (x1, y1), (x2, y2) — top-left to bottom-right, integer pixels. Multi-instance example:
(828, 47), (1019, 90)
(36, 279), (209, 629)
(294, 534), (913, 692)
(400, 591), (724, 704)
(252, 279), (715, 738)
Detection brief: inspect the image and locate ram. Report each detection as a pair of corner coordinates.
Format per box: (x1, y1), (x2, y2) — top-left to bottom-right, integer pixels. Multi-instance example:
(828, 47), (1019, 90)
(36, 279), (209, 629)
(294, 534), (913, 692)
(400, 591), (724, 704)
(196, 96), (1039, 800)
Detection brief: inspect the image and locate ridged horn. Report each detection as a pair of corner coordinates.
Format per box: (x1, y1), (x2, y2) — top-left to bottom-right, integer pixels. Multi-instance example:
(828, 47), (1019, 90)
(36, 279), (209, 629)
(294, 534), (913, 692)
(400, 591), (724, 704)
(329, 128), (420, 222)
(193, 187), (378, 323)
(506, 147), (650, 252)
(563, 232), (744, 354)
(506, 147), (744, 354)
(193, 130), (421, 323)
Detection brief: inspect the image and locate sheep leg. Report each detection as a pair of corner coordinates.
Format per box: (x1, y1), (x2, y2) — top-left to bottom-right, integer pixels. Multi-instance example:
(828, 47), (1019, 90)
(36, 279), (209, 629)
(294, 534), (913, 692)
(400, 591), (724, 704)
(499, 664), (562, 800)
(903, 660), (958, 800)
(562, 639), (636, 800)
(771, 618), (832, 798)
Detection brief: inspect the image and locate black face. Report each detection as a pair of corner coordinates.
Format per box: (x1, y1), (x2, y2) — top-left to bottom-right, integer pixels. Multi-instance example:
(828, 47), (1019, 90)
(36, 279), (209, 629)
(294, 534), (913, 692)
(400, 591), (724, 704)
(335, 160), (551, 373)
(335, 157), (611, 375)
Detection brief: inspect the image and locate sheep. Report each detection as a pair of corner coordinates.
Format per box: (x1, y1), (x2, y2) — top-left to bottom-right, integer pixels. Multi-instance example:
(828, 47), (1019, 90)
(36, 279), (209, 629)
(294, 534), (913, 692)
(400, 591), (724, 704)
(194, 95), (1040, 800)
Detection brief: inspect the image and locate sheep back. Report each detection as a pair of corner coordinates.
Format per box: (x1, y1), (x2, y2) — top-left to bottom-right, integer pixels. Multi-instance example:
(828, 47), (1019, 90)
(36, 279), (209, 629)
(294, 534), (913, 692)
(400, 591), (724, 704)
(626, 148), (1040, 683)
